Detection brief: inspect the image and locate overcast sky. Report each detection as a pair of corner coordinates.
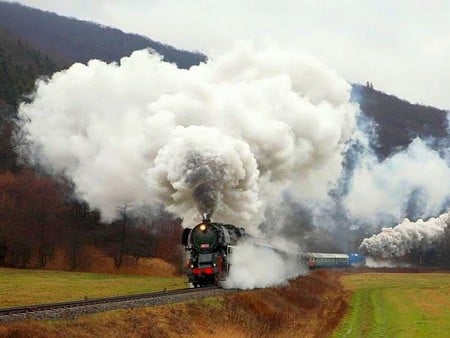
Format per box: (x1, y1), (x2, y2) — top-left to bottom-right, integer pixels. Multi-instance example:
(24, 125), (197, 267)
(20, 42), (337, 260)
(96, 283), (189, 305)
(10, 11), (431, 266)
(8, 0), (450, 110)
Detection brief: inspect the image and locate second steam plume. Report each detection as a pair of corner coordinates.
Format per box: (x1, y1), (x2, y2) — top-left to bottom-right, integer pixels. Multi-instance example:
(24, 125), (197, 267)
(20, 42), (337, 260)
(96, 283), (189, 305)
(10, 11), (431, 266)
(360, 211), (449, 259)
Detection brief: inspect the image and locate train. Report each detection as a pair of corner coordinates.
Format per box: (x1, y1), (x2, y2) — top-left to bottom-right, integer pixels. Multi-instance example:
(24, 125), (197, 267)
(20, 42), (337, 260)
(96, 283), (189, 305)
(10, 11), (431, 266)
(305, 252), (366, 268)
(181, 218), (366, 287)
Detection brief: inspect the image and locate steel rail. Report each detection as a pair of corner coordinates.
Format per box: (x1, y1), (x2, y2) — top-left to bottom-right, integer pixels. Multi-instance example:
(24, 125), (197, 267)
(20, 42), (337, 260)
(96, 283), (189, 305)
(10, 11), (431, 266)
(0, 286), (223, 321)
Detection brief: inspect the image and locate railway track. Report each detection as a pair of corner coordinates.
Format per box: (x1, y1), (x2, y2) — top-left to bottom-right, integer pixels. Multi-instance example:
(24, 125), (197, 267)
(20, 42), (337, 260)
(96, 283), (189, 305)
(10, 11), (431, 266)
(0, 286), (230, 323)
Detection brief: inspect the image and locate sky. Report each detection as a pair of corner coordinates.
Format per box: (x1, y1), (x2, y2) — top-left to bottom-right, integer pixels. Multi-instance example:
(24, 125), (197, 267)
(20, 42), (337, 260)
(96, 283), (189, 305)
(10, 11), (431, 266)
(8, 0), (450, 110)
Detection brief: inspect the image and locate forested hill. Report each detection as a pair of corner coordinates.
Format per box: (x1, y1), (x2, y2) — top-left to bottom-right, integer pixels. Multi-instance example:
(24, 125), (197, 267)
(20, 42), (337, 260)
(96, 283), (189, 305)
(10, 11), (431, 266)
(0, 25), (64, 170)
(352, 84), (448, 159)
(0, 1), (206, 68)
(0, 26), (60, 109)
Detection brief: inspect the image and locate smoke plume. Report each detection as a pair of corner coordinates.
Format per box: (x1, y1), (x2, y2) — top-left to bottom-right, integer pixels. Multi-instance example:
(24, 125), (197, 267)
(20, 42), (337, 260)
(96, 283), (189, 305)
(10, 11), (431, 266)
(364, 257), (410, 268)
(18, 42), (357, 228)
(359, 212), (449, 259)
(222, 241), (304, 290)
(344, 139), (450, 223)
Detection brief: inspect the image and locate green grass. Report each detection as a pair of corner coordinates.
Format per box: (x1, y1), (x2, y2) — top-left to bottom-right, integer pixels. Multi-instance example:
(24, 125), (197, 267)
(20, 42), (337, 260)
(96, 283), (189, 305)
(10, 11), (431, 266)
(0, 268), (185, 308)
(333, 273), (450, 338)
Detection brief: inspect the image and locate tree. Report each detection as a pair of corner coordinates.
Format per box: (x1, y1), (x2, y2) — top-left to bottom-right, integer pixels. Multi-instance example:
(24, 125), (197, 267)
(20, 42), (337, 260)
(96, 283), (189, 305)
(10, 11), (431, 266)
(0, 171), (67, 267)
(101, 204), (131, 269)
(153, 218), (184, 272)
(62, 200), (100, 270)
(0, 107), (20, 172)
(115, 204), (129, 268)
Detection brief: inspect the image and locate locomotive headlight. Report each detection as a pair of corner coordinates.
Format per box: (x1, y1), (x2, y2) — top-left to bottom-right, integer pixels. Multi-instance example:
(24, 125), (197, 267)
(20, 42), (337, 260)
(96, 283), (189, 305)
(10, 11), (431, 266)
(190, 264), (194, 268)
(199, 224), (207, 232)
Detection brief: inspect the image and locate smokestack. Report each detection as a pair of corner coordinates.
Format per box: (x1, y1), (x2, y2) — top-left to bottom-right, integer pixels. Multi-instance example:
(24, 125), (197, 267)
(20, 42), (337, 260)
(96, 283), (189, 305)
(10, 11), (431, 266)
(202, 213), (211, 223)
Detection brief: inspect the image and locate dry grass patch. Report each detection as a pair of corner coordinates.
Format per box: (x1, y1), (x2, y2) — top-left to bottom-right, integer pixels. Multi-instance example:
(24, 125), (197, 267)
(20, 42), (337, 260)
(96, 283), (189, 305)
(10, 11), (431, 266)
(0, 305), (194, 338)
(0, 268), (184, 308)
(44, 247), (176, 277)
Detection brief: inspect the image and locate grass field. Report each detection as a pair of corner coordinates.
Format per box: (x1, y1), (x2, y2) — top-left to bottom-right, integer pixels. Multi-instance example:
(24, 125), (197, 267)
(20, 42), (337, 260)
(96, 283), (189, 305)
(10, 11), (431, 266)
(334, 272), (450, 338)
(0, 268), (185, 308)
(0, 270), (346, 337)
(5, 269), (449, 337)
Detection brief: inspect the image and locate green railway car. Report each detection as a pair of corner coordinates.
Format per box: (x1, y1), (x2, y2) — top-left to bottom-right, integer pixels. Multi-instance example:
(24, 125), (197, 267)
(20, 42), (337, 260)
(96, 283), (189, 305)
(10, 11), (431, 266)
(307, 253), (349, 269)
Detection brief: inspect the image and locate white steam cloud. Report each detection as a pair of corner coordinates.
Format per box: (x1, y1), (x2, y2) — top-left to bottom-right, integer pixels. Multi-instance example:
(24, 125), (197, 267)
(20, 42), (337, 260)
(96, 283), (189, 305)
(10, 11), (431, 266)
(364, 256), (410, 268)
(18, 42), (357, 227)
(222, 241), (304, 290)
(344, 138), (450, 223)
(359, 211), (449, 259)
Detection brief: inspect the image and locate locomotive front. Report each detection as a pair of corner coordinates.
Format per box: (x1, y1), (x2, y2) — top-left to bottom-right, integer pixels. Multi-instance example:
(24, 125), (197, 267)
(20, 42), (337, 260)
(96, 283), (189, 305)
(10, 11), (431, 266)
(182, 219), (225, 287)
(190, 221), (220, 253)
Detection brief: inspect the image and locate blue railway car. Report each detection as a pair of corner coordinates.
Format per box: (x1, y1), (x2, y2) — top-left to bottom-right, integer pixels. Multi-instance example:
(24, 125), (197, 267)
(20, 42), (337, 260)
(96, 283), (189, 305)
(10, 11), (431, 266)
(348, 253), (366, 266)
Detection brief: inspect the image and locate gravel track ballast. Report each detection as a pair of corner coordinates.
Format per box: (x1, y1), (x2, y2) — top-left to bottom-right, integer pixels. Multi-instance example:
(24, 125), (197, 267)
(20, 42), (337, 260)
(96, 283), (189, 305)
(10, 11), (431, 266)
(0, 287), (231, 323)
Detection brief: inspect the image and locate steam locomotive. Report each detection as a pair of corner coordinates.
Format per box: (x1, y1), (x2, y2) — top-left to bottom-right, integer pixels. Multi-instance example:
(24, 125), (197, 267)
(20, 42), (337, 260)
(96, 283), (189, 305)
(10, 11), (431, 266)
(181, 218), (247, 287)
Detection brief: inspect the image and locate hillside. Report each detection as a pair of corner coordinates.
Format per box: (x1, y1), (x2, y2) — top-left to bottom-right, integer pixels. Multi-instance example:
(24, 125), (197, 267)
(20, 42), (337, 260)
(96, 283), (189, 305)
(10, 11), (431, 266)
(0, 1), (206, 68)
(0, 25), (63, 169)
(0, 26), (61, 108)
(352, 83), (448, 159)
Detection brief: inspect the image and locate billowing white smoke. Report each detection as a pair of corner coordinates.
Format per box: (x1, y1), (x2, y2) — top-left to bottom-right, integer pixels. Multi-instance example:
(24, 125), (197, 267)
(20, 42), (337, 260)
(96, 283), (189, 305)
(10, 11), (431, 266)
(359, 212), (449, 259)
(344, 138), (450, 223)
(150, 125), (260, 222)
(365, 256), (410, 268)
(18, 42), (357, 228)
(222, 241), (304, 290)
